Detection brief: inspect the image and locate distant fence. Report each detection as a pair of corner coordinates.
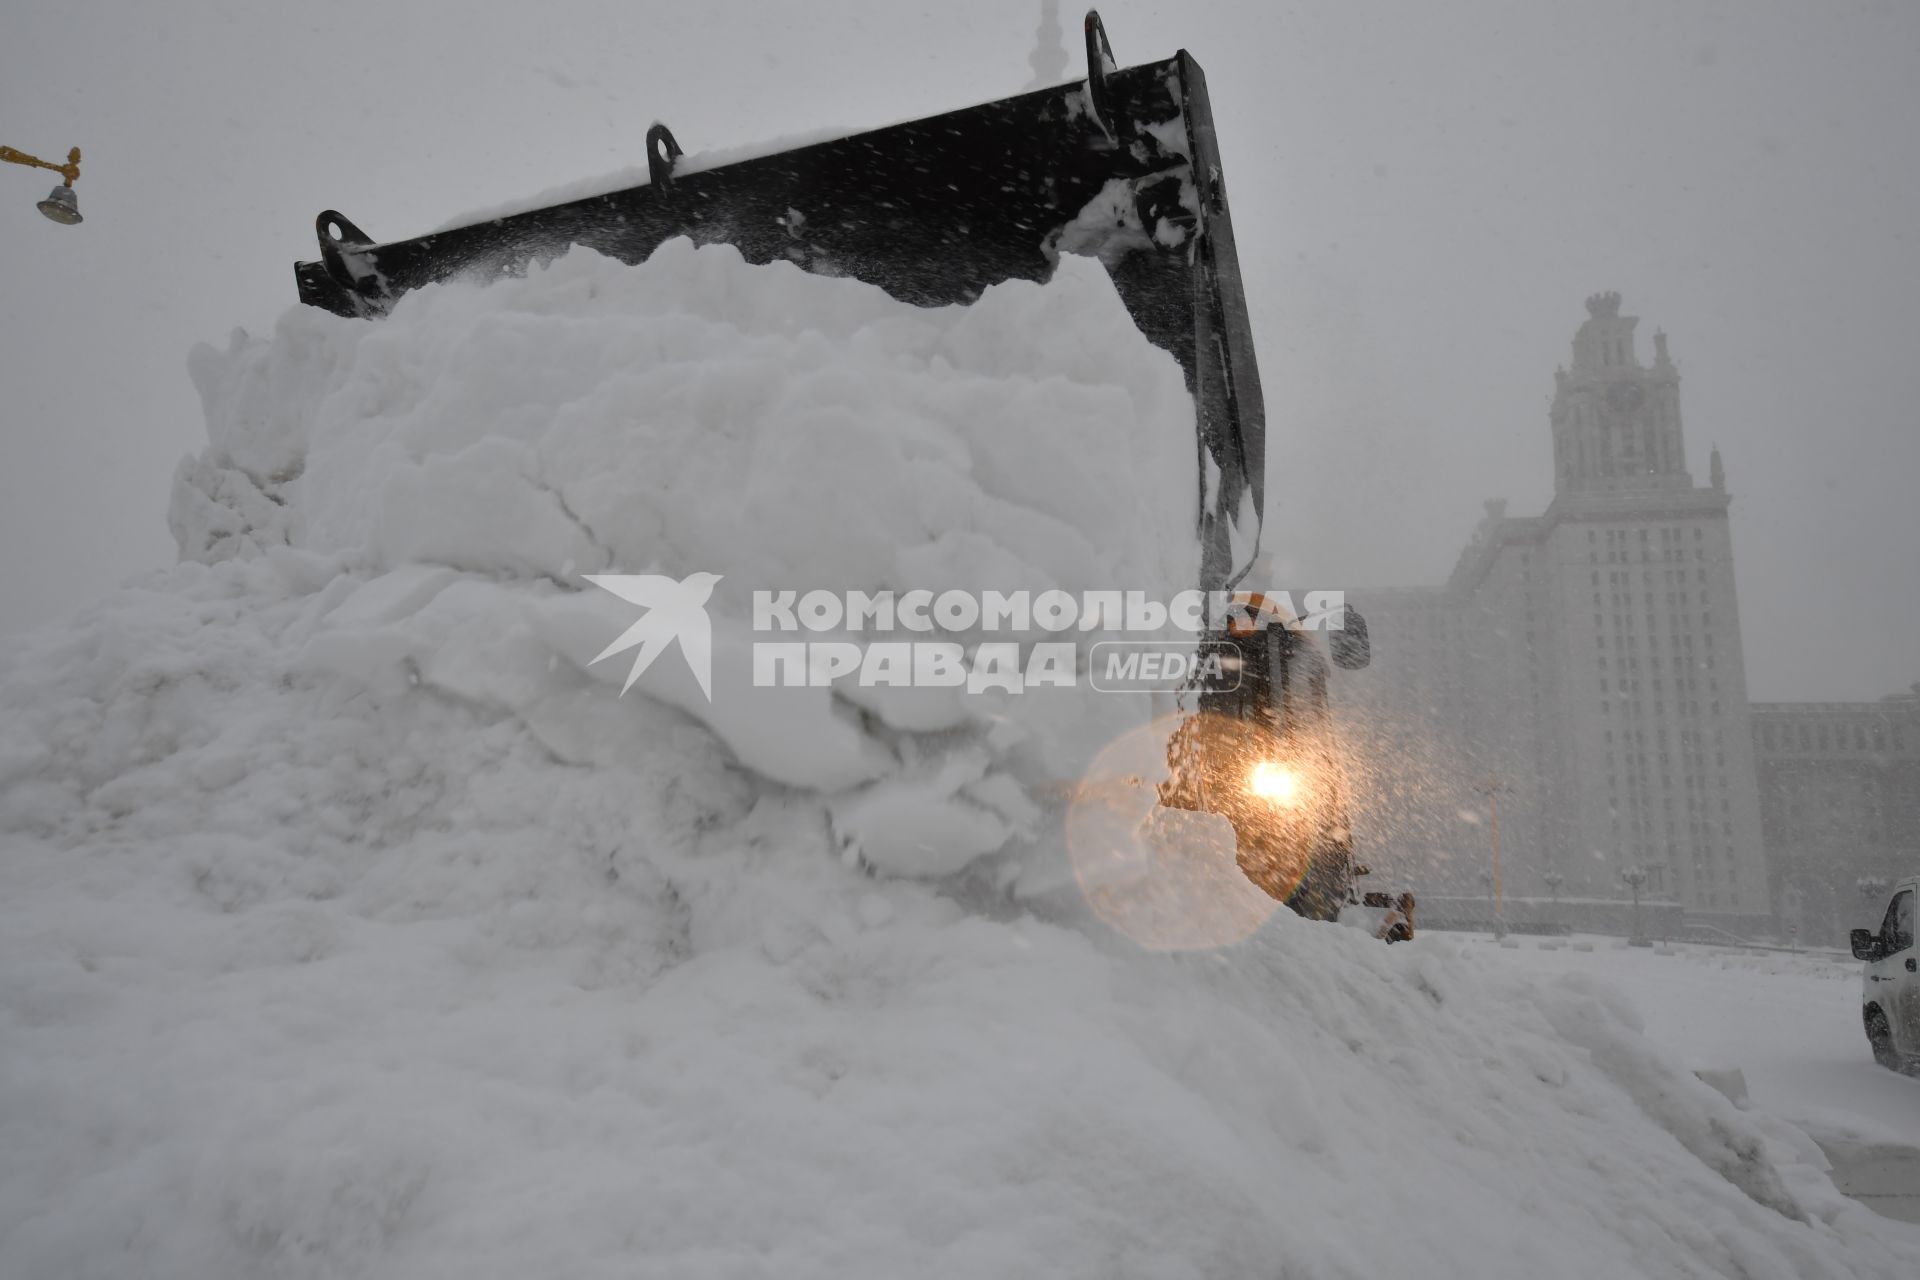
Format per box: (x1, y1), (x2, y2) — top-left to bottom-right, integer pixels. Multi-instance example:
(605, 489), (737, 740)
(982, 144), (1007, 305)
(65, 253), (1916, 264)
(1412, 895), (1684, 938)
(1409, 894), (1847, 955)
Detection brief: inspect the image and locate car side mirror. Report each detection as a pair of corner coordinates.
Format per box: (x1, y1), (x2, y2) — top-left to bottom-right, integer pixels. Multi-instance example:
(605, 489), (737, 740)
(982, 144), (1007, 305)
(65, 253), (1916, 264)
(1329, 605), (1370, 671)
(1851, 928), (1884, 962)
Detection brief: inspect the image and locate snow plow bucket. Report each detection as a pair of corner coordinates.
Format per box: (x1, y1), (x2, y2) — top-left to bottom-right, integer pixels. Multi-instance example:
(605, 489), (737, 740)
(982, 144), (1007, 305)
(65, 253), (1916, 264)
(293, 12), (1264, 593)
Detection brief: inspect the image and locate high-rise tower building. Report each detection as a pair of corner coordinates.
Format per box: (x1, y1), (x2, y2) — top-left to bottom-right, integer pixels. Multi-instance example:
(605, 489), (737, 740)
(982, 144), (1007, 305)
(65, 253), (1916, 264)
(1343, 295), (1771, 931)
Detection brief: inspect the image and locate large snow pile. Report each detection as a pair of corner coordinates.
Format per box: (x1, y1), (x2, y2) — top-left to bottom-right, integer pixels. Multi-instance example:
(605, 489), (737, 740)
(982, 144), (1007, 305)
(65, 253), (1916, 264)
(170, 242), (1194, 869)
(4, 244), (1917, 1278)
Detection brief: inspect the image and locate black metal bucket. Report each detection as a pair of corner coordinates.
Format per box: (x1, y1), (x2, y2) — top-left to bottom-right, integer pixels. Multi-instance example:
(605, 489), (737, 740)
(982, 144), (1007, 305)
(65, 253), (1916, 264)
(294, 12), (1265, 593)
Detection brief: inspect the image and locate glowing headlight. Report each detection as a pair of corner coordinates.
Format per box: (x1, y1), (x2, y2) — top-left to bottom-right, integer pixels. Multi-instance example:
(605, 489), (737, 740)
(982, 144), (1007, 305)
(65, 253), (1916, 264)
(1248, 761), (1305, 805)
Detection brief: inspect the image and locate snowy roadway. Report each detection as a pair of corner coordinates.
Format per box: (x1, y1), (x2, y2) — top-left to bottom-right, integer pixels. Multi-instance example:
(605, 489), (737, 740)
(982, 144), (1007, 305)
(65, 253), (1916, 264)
(1472, 934), (1920, 1224)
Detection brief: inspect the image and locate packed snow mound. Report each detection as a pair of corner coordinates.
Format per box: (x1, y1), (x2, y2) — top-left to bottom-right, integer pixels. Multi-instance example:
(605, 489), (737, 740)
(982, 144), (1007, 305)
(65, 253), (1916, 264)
(2, 577), (1914, 1279)
(177, 238), (1194, 601)
(173, 241), (1196, 865)
(3, 244), (1916, 1278)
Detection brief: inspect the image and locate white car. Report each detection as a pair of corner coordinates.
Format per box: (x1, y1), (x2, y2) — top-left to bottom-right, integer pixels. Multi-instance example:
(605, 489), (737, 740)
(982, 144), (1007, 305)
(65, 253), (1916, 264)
(1853, 876), (1920, 1073)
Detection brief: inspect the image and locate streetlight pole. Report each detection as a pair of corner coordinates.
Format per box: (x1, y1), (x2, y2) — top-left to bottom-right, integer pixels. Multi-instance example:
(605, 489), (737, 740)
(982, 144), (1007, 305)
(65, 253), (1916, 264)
(1858, 875), (1890, 910)
(1543, 870), (1564, 936)
(1856, 874), (1891, 936)
(1478, 774), (1506, 938)
(1621, 865), (1651, 947)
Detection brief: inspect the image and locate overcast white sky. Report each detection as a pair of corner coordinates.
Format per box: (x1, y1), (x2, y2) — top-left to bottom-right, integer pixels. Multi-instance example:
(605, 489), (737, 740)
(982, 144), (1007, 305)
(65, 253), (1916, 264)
(3, 0), (1915, 700)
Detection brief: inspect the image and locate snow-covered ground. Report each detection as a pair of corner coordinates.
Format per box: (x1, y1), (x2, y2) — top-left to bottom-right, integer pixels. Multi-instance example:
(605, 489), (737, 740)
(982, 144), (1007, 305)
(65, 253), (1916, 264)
(1476, 936), (1920, 1155)
(6, 243), (1920, 1278)
(1477, 935), (1920, 1227)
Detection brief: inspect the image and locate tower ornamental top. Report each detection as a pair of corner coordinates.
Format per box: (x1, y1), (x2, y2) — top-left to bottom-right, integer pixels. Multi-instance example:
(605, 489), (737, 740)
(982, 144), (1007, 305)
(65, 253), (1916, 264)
(1554, 293), (1694, 494)
(1026, 0), (1069, 90)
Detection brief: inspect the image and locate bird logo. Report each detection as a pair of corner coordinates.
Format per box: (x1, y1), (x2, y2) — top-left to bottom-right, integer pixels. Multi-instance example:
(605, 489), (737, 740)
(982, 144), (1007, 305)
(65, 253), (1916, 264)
(583, 572), (723, 701)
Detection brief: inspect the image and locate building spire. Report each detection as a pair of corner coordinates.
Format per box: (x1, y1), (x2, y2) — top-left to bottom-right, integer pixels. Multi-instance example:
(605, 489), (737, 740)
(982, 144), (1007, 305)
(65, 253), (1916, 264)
(1026, 0), (1069, 90)
(1551, 293), (1693, 494)
(1570, 290), (1638, 372)
(1710, 444), (1725, 492)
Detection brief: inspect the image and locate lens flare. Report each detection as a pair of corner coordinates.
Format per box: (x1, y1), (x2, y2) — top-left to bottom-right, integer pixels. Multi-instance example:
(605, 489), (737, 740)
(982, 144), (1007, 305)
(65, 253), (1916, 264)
(1063, 715), (1281, 951)
(1249, 761), (1303, 804)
